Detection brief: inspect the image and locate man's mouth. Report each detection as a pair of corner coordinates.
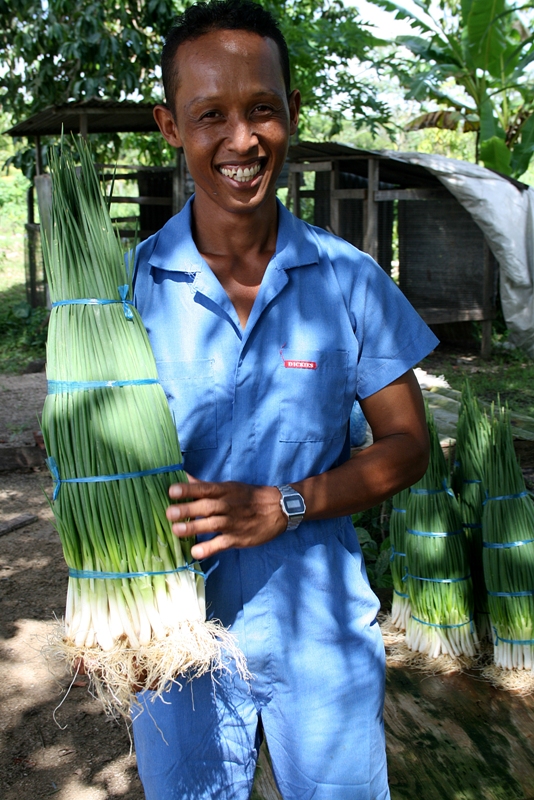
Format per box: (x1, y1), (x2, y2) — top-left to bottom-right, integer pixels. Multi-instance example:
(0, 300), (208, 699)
(218, 162), (262, 183)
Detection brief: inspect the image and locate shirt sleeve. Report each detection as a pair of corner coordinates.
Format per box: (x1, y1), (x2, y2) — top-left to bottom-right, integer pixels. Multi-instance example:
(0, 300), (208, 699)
(321, 233), (439, 400)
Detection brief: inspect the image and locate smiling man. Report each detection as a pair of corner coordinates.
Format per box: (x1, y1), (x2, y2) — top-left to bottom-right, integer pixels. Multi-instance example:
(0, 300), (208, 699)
(130, 2), (438, 799)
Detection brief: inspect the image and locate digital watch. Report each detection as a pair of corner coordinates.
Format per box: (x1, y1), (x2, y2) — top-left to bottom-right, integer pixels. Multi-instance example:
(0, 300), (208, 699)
(277, 484), (306, 531)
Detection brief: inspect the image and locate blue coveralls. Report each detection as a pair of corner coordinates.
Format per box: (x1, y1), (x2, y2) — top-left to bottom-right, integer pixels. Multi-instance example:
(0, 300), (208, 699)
(131, 198), (438, 800)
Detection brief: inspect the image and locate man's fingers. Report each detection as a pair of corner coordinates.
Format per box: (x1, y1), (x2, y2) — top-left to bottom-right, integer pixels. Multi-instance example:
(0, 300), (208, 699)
(169, 479), (219, 501)
(191, 534), (234, 560)
(170, 515), (227, 538)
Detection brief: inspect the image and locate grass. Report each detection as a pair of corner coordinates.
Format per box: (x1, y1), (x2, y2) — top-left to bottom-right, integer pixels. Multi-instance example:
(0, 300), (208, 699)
(420, 339), (534, 419)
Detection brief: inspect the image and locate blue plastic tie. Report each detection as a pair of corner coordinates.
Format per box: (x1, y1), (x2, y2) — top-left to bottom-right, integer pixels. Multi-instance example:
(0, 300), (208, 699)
(483, 490), (529, 505)
(393, 589), (410, 599)
(52, 284), (134, 320)
(492, 627), (534, 646)
(463, 479), (482, 485)
(390, 547), (407, 563)
(463, 522), (482, 529)
(412, 614), (474, 631)
(410, 481), (454, 498)
(69, 564), (203, 580)
(404, 572), (471, 584)
(487, 589), (534, 597)
(407, 528), (463, 538)
(47, 457), (184, 501)
(48, 378), (159, 394)
(483, 538), (534, 549)
(391, 507), (407, 514)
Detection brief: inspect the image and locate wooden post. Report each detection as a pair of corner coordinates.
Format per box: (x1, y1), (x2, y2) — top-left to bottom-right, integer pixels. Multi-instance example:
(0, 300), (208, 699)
(363, 158), (379, 260)
(35, 135), (42, 176)
(481, 238), (494, 359)
(329, 162), (340, 235)
(290, 168), (301, 218)
(79, 112), (88, 139)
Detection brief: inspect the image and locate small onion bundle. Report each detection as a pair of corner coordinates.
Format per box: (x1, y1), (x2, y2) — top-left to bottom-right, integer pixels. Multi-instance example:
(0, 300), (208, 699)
(455, 382), (491, 639)
(482, 407), (534, 671)
(390, 487), (411, 630)
(40, 139), (246, 713)
(405, 409), (478, 659)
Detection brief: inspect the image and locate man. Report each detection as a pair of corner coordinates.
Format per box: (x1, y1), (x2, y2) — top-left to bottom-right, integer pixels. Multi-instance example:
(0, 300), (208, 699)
(131, 2), (438, 798)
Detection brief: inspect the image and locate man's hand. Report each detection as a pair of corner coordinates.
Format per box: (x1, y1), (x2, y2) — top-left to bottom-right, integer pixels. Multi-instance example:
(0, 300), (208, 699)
(167, 477), (287, 560)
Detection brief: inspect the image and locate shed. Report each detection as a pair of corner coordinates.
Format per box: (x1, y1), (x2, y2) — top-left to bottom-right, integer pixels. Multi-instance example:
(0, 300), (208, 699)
(286, 141), (508, 357)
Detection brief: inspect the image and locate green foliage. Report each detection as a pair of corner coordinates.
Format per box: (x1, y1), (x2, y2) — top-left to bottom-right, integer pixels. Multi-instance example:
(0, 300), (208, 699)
(369, 0), (534, 178)
(0, 287), (48, 373)
(352, 504), (393, 589)
(0, 0), (391, 168)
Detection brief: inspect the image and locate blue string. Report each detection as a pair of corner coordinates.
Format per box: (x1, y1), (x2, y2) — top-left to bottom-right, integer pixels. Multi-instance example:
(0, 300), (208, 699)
(412, 614), (474, 631)
(463, 522), (482, 529)
(391, 507), (407, 513)
(488, 589), (534, 597)
(493, 627), (534, 646)
(52, 285), (134, 320)
(483, 490), (529, 505)
(69, 564), (203, 580)
(463, 479), (482, 485)
(405, 573), (471, 584)
(390, 547), (406, 563)
(410, 481), (454, 498)
(47, 457), (184, 501)
(48, 378), (159, 394)
(407, 528), (463, 538)
(393, 589), (410, 599)
(483, 538), (534, 549)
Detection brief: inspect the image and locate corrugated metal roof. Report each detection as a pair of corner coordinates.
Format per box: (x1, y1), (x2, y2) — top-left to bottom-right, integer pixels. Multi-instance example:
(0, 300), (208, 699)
(5, 99), (159, 136)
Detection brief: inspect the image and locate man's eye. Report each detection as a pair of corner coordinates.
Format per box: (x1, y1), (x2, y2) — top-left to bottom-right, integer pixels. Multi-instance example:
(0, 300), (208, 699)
(253, 105), (273, 114)
(200, 111), (220, 119)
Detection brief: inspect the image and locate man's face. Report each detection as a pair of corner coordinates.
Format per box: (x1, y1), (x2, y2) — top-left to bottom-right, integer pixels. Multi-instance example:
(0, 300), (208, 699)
(155, 29), (300, 217)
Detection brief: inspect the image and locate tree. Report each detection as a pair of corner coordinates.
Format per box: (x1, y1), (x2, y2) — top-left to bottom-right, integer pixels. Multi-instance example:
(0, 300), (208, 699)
(0, 0), (389, 158)
(369, 0), (534, 178)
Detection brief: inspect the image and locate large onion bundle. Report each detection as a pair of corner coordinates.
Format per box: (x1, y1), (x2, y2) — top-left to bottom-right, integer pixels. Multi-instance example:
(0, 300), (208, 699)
(405, 409), (478, 658)
(390, 487), (411, 630)
(41, 140), (245, 712)
(455, 382), (491, 638)
(483, 407), (534, 671)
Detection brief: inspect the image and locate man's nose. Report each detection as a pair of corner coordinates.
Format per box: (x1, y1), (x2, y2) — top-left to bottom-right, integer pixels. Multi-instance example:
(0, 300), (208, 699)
(227, 117), (259, 152)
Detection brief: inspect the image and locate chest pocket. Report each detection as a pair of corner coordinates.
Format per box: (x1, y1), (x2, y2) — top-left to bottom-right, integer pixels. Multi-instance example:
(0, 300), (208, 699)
(156, 359), (217, 451)
(279, 349), (349, 443)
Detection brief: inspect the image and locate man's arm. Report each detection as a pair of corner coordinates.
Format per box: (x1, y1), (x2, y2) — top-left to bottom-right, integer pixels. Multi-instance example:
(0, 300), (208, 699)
(166, 370), (429, 560)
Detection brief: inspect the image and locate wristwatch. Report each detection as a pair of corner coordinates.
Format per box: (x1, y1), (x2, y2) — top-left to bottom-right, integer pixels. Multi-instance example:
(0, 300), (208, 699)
(277, 484), (306, 531)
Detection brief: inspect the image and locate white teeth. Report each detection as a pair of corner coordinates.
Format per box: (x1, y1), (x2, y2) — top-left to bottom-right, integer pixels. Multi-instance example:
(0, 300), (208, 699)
(220, 163), (261, 182)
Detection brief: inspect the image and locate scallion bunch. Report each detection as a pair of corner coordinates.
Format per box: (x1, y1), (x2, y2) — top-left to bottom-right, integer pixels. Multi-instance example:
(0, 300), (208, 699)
(455, 382), (491, 638)
(405, 408), (478, 658)
(482, 406), (534, 671)
(41, 139), (246, 712)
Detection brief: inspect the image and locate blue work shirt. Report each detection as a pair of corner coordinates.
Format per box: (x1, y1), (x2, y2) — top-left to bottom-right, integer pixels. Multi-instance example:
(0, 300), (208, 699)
(131, 198), (438, 800)
(133, 197), (438, 488)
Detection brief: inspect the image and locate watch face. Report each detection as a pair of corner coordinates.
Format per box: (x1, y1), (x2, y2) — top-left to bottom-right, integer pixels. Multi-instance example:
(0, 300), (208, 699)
(285, 495), (305, 515)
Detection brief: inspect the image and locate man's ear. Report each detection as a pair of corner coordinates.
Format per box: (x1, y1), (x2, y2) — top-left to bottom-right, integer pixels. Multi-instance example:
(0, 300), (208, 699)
(153, 105), (183, 148)
(288, 89), (301, 136)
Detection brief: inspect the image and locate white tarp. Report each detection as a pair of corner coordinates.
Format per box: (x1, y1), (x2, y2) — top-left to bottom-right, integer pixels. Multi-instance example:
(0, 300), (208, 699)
(384, 151), (534, 359)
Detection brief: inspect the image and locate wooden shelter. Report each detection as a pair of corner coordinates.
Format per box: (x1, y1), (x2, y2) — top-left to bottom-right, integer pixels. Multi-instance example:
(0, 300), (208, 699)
(287, 141), (501, 357)
(7, 104), (503, 355)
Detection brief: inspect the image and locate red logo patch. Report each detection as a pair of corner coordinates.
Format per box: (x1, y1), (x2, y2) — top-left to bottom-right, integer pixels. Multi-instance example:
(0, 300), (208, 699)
(283, 360), (317, 370)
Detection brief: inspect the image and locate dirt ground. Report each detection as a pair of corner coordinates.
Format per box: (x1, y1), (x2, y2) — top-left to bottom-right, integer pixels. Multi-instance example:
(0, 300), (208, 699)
(0, 372), (144, 799)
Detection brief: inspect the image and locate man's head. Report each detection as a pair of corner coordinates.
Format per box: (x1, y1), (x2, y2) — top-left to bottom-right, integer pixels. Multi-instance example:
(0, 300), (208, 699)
(161, 0), (291, 117)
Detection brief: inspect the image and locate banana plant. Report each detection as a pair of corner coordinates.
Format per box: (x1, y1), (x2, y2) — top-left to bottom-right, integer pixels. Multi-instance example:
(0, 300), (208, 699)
(370, 0), (534, 178)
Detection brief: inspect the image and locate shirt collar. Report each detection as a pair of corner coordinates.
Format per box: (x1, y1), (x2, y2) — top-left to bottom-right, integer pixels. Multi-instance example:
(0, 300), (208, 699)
(147, 196), (320, 273)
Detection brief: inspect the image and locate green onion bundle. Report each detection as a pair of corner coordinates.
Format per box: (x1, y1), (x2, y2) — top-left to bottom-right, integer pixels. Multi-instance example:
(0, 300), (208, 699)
(482, 407), (534, 671)
(390, 487), (411, 630)
(455, 382), (491, 639)
(405, 409), (478, 658)
(41, 139), (245, 712)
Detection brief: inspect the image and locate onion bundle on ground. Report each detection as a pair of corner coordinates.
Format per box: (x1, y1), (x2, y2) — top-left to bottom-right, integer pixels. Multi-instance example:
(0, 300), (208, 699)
(390, 487), (411, 630)
(405, 409), (478, 659)
(455, 382), (491, 639)
(41, 140), (246, 712)
(482, 407), (534, 671)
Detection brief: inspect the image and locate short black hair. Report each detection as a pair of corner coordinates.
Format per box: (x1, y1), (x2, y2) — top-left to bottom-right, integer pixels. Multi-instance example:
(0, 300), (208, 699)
(161, 0), (291, 114)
